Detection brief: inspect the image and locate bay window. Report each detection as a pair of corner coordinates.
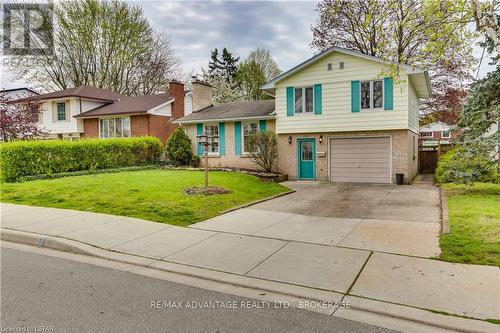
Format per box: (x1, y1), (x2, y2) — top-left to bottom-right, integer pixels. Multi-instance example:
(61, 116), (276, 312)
(99, 117), (130, 138)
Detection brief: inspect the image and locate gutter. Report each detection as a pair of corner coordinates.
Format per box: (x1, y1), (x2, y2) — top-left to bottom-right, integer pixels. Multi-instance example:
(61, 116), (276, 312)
(173, 115), (276, 124)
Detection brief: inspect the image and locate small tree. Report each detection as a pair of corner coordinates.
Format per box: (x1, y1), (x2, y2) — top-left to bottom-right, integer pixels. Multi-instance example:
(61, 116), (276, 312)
(0, 93), (45, 141)
(165, 127), (196, 166)
(246, 131), (279, 173)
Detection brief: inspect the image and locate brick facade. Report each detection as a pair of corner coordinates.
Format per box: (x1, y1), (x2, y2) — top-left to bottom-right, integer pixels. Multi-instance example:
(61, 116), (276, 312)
(277, 130), (418, 184)
(82, 118), (98, 138)
(184, 120), (275, 170)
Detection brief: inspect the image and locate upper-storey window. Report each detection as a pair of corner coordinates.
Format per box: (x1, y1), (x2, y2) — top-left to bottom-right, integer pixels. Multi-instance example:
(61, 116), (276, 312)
(361, 80), (383, 110)
(294, 87), (314, 114)
(56, 102), (66, 121)
(420, 132), (432, 137)
(441, 130), (450, 138)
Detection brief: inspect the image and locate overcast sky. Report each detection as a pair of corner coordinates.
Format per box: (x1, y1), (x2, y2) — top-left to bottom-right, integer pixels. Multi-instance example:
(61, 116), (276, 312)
(0, 0), (495, 90)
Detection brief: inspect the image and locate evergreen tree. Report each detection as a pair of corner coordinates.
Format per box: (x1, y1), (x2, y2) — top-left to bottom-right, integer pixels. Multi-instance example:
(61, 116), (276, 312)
(208, 48), (223, 78)
(221, 48), (240, 80)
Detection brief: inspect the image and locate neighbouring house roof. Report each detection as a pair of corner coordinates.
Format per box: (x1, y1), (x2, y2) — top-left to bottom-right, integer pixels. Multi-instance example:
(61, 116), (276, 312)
(1, 87), (39, 95)
(419, 121), (452, 132)
(11, 86), (125, 103)
(174, 99), (275, 124)
(261, 46), (432, 98)
(75, 94), (173, 118)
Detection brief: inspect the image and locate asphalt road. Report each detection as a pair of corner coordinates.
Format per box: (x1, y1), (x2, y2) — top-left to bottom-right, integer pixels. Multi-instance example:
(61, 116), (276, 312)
(1, 247), (396, 333)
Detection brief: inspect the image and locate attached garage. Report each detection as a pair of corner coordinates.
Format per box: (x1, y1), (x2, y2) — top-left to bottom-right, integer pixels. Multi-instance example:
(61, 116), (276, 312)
(329, 137), (391, 184)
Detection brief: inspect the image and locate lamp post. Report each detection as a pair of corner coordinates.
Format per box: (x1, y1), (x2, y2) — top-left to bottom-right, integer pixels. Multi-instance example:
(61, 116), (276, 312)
(196, 133), (219, 189)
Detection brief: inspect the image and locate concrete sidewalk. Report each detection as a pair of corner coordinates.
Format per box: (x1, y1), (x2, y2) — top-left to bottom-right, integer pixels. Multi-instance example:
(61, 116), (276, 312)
(1, 203), (499, 330)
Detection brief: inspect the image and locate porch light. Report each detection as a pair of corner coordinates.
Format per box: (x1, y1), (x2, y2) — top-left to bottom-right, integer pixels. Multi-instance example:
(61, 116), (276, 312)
(319, 135), (323, 144)
(288, 136), (292, 144)
(196, 134), (208, 145)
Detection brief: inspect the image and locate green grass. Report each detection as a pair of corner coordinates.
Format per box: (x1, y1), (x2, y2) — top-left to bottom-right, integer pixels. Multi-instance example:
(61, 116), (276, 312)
(0, 170), (289, 227)
(440, 183), (500, 266)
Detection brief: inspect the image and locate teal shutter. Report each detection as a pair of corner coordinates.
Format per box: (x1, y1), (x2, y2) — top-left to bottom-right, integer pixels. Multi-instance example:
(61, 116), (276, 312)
(259, 120), (267, 131)
(384, 77), (393, 110)
(219, 122), (225, 156)
(196, 123), (203, 156)
(351, 81), (360, 112)
(234, 121), (242, 155)
(286, 87), (294, 116)
(313, 84), (322, 114)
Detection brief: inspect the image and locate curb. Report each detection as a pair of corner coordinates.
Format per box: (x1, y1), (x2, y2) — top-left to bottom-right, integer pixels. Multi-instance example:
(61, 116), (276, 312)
(439, 187), (450, 234)
(2, 228), (497, 333)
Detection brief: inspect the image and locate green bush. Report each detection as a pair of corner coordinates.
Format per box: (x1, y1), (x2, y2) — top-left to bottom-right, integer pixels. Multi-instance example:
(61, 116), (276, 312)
(165, 128), (197, 167)
(435, 146), (498, 184)
(0, 137), (162, 182)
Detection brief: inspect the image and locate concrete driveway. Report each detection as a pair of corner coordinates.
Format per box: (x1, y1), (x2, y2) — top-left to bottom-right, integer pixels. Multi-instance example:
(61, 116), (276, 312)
(192, 181), (441, 258)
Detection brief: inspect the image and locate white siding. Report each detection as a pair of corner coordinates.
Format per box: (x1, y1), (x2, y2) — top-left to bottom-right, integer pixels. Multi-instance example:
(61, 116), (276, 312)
(274, 52), (410, 134)
(148, 103), (172, 116)
(408, 80), (419, 133)
(39, 98), (106, 134)
(184, 94), (193, 115)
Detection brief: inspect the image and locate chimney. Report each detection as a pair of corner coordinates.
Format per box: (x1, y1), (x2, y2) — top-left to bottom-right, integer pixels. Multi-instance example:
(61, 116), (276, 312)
(191, 76), (213, 112)
(167, 80), (185, 119)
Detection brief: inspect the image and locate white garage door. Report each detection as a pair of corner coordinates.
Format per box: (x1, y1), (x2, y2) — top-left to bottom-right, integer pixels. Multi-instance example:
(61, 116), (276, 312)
(330, 137), (391, 183)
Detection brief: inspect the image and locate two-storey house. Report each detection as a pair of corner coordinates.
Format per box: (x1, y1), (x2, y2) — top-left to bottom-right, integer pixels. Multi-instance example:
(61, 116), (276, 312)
(419, 121), (457, 151)
(176, 47), (431, 184)
(11, 81), (187, 144)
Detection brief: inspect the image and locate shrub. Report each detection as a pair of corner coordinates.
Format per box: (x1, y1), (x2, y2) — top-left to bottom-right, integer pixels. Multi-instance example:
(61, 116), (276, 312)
(0, 137), (162, 182)
(165, 128), (197, 166)
(246, 130), (278, 172)
(435, 146), (498, 184)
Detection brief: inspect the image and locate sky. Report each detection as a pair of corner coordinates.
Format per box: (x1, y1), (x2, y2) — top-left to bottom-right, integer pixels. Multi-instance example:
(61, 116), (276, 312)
(0, 0), (495, 90)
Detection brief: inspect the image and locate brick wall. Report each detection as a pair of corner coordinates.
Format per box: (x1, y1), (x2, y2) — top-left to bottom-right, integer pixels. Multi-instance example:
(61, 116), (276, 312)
(277, 129), (415, 184)
(184, 120), (276, 170)
(82, 118), (98, 138)
(131, 115), (149, 137)
(149, 115), (172, 145)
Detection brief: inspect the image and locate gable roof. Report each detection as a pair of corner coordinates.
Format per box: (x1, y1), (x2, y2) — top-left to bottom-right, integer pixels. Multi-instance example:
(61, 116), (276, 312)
(419, 121), (452, 132)
(12, 86), (124, 103)
(75, 94), (173, 118)
(262, 46), (431, 98)
(175, 99), (275, 124)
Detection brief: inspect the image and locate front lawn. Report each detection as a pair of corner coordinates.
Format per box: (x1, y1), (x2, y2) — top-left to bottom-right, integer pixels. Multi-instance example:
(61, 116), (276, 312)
(440, 183), (500, 266)
(0, 170), (289, 227)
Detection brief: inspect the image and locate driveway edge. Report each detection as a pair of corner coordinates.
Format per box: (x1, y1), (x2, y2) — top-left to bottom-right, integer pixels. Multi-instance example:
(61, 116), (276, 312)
(218, 189), (296, 215)
(2, 228), (497, 333)
(439, 187), (450, 234)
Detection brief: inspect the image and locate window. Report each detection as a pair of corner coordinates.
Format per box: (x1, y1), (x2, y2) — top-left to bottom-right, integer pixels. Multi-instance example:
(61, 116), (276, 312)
(441, 130), (450, 138)
(361, 80), (383, 110)
(242, 122), (258, 154)
(204, 124), (219, 155)
(420, 132), (432, 137)
(301, 142), (313, 161)
(56, 102), (66, 121)
(294, 87), (314, 114)
(99, 117), (131, 138)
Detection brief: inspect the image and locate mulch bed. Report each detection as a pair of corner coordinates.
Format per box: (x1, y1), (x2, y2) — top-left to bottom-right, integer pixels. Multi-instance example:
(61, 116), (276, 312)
(183, 186), (231, 196)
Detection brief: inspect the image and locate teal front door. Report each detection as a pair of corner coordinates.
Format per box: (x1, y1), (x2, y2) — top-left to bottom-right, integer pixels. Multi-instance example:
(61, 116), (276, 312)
(298, 139), (315, 179)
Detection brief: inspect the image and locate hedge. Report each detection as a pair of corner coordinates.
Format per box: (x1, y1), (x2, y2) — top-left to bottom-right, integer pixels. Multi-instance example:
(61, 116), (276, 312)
(0, 137), (162, 182)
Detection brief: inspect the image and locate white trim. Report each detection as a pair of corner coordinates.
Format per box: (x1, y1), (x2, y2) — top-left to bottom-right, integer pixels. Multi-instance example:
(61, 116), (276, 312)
(203, 123), (220, 156)
(360, 80), (384, 111)
(293, 86), (315, 115)
(146, 100), (174, 116)
(441, 130), (451, 139)
(327, 135), (393, 184)
(98, 116), (131, 139)
(174, 115), (275, 124)
(241, 121), (259, 155)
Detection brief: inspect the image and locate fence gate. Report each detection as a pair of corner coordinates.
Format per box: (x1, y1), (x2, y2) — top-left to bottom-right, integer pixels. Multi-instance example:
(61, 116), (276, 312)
(419, 150), (439, 174)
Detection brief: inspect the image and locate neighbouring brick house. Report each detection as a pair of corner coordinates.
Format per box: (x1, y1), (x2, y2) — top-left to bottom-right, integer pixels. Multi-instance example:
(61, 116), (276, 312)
(10, 81), (189, 144)
(176, 47), (432, 184)
(418, 121), (458, 151)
